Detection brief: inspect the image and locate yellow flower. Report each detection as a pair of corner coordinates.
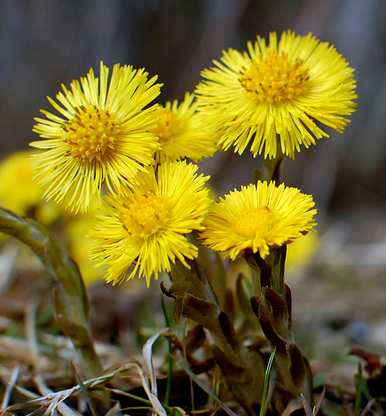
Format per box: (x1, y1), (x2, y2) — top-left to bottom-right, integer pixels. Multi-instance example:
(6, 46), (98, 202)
(286, 231), (319, 273)
(201, 181), (317, 260)
(31, 62), (161, 213)
(90, 161), (211, 286)
(151, 93), (216, 162)
(0, 151), (59, 224)
(66, 215), (103, 286)
(195, 31), (357, 159)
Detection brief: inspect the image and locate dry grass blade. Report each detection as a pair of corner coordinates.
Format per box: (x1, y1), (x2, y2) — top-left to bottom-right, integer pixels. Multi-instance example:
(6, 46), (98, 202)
(281, 400), (303, 416)
(107, 388), (152, 405)
(34, 375), (81, 416)
(142, 328), (171, 416)
(1, 366), (20, 410)
(312, 387), (325, 415)
(142, 329), (170, 397)
(104, 402), (121, 415)
(360, 398), (376, 416)
(71, 362), (99, 416)
(4, 364), (134, 413)
(4, 362), (171, 416)
(134, 362), (167, 416)
(180, 361), (238, 416)
(14, 385), (40, 400)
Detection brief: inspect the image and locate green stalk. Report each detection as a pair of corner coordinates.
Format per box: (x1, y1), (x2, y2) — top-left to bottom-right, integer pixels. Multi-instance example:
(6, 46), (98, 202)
(161, 294), (173, 407)
(259, 349), (276, 416)
(0, 207), (102, 379)
(262, 155), (283, 183)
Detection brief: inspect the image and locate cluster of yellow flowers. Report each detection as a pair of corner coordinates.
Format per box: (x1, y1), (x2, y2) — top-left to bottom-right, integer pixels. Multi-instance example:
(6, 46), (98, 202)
(25, 31), (356, 286)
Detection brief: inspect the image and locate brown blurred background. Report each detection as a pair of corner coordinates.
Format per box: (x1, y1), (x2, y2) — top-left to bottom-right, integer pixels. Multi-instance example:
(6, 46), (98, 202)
(1, 0), (386, 365)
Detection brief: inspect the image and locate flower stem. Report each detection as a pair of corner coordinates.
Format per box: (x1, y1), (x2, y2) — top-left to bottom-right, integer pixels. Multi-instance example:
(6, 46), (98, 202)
(0, 207), (102, 379)
(262, 155), (283, 182)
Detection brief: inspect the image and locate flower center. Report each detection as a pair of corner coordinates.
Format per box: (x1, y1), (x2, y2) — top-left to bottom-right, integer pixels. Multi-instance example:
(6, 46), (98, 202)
(239, 50), (309, 104)
(120, 192), (169, 238)
(64, 106), (120, 162)
(234, 207), (274, 238)
(151, 109), (182, 145)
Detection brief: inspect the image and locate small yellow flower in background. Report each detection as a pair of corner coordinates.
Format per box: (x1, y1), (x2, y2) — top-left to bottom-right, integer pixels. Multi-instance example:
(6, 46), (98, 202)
(286, 231), (319, 273)
(151, 93), (216, 162)
(195, 31), (357, 159)
(31, 62), (161, 213)
(66, 215), (103, 286)
(90, 161), (211, 286)
(0, 151), (59, 225)
(201, 181), (317, 260)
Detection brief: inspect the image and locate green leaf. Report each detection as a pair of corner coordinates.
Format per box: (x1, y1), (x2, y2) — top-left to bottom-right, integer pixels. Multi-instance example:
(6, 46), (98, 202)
(259, 349), (276, 416)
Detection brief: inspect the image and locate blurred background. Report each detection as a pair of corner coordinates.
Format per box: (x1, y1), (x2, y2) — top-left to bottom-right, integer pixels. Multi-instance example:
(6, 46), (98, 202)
(0, 0), (386, 380)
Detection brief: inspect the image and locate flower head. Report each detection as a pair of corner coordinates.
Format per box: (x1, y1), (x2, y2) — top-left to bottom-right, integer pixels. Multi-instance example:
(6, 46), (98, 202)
(151, 93), (216, 162)
(90, 161), (211, 286)
(201, 181), (317, 260)
(31, 62), (161, 213)
(195, 31), (357, 159)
